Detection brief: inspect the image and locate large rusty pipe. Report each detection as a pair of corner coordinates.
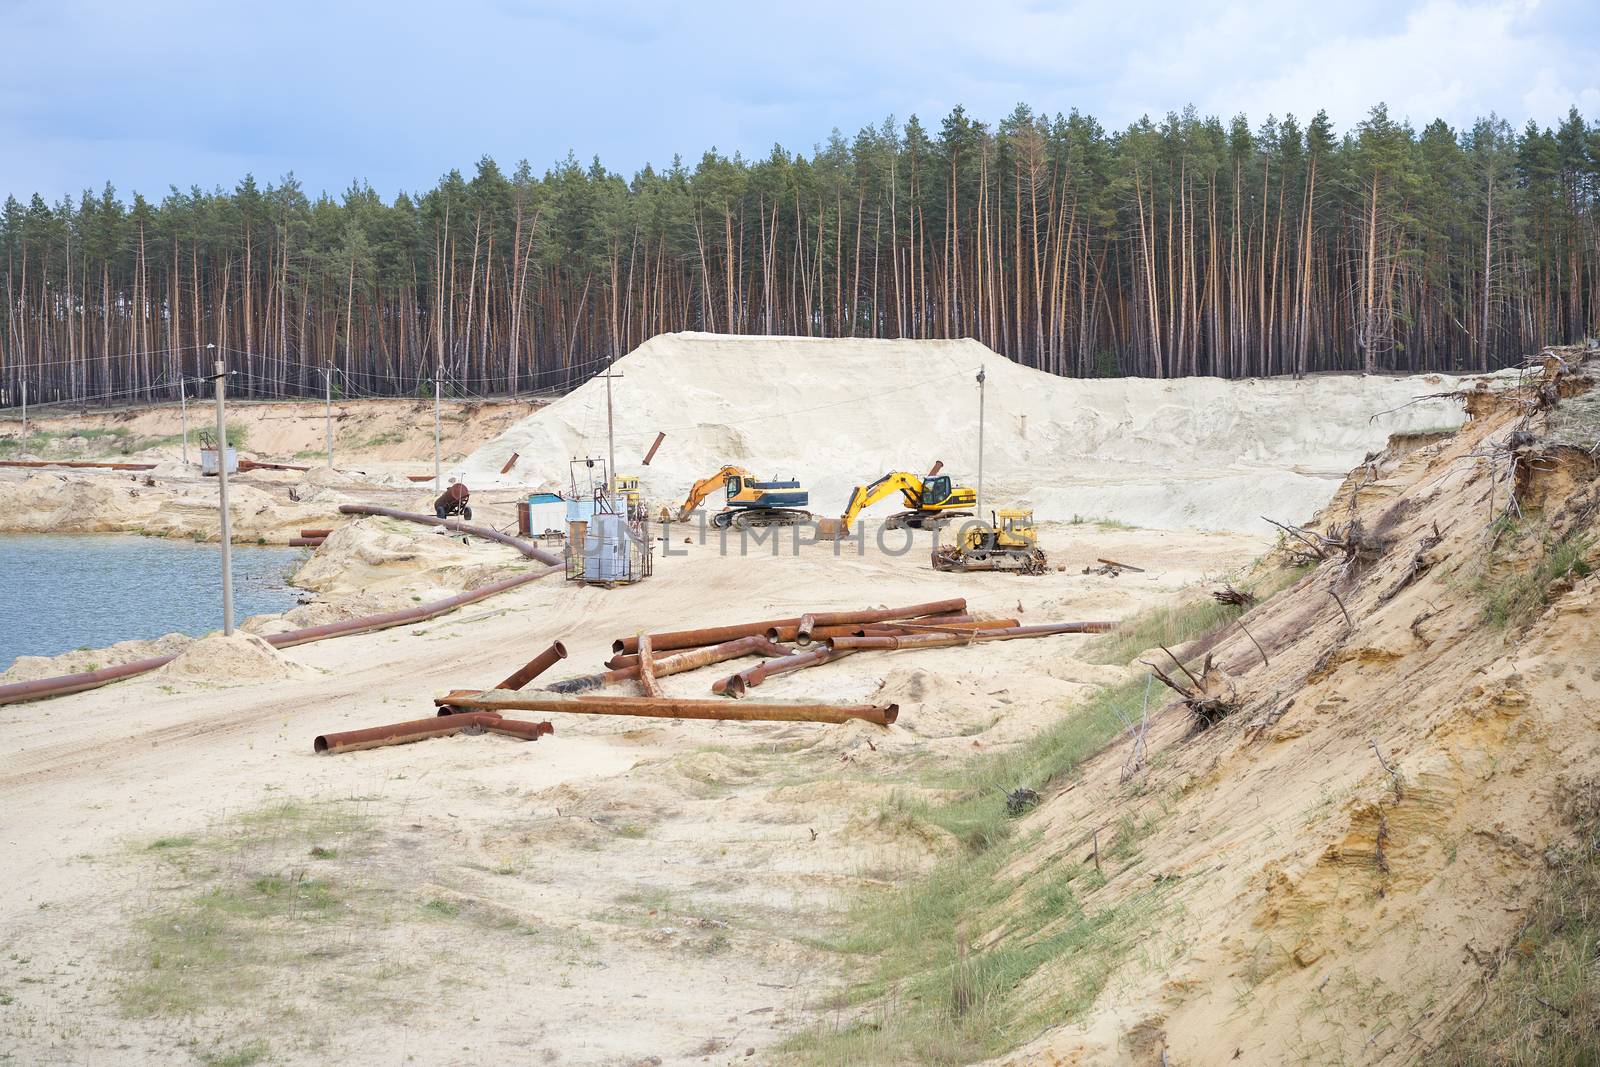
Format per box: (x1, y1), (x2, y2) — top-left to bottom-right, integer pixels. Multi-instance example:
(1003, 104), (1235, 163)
(548, 635), (789, 694)
(494, 641), (569, 691)
(436, 690), (899, 726)
(289, 537), (325, 548)
(315, 712), (504, 754)
(0, 564), (562, 706)
(863, 617), (1021, 637)
(612, 617), (803, 656)
(826, 621), (1115, 652)
(618, 598), (968, 656)
(713, 647), (855, 698)
(484, 718), (555, 741)
(265, 565), (562, 649)
(794, 598), (967, 642)
(768, 614), (970, 644)
(642, 431), (667, 466)
(299, 528), (334, 538)
(337, 504), (563, 566)
(636, 633), (664, 698)
(0, 459), (157, 471)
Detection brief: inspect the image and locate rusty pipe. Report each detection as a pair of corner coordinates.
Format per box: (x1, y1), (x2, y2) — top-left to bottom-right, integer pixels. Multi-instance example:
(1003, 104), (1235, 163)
(484, 718), (555, 741)
(826, 621), (1115, 652)
(794, 598), (967, 642)
(289, 537), (325, 547)
(768, 613), (973, 644)
(315, 712), (504, 754)
(0, 459), (157, 470)
(550, 635), (789, 694)
(642, 431), (667, 466)
(494, 641), (569, 691)
(337, 504), (563, 566)
(612, 616), (805, 656)
(436, 690), (899, 726)
(0, 564), (562, 706)
(299, 528), (334, 538)
(862, 617), (1021, 637)
(713, 647), (855, 697)
(636, 633), (664, 698)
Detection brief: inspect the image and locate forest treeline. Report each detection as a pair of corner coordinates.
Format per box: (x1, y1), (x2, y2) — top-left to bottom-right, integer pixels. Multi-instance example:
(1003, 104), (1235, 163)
(3, 102), (1599, 408)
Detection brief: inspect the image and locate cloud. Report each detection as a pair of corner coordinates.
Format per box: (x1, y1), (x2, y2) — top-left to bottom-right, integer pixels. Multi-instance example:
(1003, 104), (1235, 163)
(0, 0), (1595, 202)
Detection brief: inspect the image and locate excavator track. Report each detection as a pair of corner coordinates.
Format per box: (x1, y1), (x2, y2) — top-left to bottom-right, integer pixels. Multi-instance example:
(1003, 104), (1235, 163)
(886, 510), (973, 531)
(713, 508), (814, 529)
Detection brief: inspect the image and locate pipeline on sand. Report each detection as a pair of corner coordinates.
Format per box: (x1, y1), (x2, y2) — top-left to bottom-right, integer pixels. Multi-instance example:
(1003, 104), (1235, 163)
(337, 503), (563, 566)
(0, 564), (562, 706)
(826, 621), (1114, 652)
(436, 690), (899, 726)
(613, 598), (967, 656)
(315, 711), (554, 754)
(548, 635), (791, 694)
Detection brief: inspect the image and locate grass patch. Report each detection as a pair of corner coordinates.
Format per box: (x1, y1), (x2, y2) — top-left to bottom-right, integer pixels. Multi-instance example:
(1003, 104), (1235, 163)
(202, 1041), (270, 1067)
(0, 423), (246, 457)
(1068, 514), (1138, 530)
(1471, 523), (1594, 628)
(781, 678), (1168, 1065)
(1437, 786), (1600, 1064)
(120, 800), (378, 1025)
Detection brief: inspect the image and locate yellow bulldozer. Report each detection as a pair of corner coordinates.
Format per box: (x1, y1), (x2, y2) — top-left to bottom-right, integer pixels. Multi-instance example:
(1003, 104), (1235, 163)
(932, 508), (1048, 574)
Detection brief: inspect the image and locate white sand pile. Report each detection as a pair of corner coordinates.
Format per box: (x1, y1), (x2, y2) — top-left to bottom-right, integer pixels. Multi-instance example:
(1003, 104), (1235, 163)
(292, 517), (522, 599)
(453, 332), (1476, 532)
(156, 632), (312, 684)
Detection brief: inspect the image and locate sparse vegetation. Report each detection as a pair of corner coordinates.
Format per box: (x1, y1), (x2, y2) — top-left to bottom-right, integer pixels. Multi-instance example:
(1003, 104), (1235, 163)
(1086, 560), (1310, 665)
(1471, 523), (1594, 628)
(1437, 785), (1600, 1065)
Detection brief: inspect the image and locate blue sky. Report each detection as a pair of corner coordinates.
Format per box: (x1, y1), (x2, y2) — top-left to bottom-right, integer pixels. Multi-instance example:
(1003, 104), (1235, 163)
(3, 0), (1598, 202)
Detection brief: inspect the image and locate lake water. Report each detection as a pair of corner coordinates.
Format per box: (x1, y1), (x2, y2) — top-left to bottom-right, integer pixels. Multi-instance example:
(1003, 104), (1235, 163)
(0, 534), (304, 670)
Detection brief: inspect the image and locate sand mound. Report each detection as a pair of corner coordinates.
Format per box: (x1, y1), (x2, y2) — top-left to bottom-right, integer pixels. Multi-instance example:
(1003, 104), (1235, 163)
(157, 632), (311, 684)
(454, 332), (1479, 532)
(1, 632), (194, 683)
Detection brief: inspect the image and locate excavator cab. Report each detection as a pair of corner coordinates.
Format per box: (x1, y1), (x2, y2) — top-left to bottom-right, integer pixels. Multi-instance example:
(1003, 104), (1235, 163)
(921, 475), (954, 507)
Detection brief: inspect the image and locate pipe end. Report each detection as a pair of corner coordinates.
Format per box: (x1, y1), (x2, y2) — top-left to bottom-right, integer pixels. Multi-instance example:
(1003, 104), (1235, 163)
(313, 735), (330, 753)
(882, 703), (899, 725)
(551, 640), (569, 660)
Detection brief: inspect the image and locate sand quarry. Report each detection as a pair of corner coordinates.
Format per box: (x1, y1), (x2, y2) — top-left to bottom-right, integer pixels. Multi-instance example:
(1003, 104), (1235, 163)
(2, 334), (1594, 1066)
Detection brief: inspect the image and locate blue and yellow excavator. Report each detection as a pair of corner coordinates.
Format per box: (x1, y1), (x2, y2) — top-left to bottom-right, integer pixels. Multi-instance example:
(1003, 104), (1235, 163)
(673, 465), (812, 528)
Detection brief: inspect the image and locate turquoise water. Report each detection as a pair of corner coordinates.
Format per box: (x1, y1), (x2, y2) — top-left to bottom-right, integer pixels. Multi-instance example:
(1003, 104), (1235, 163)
(0, 534), (303, 670)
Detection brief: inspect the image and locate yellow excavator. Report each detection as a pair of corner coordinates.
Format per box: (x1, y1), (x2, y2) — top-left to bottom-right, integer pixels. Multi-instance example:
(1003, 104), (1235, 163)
(836, 471), (977, 532)
(932, 508), (1048, 574)
(673, 465), (812, 528)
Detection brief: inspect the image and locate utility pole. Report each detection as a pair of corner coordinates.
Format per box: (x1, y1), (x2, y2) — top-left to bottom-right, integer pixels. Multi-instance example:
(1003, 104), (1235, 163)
(433, 372), (443, 492)
(211, 348), (235, 636)
(323, 366), (334, 469)
(179, 374), (190, 465)
(976, 367), (987, 525)
(605, 354), (616, 502)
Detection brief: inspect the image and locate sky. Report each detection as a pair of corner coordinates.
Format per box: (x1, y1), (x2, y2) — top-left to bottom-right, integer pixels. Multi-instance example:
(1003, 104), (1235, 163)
(3, 0), (1598, 204)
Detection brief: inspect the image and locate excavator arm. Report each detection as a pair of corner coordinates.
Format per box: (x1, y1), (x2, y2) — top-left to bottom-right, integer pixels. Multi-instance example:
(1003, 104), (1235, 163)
(675, 465), (754, 521)
(838, 472), (926, 530)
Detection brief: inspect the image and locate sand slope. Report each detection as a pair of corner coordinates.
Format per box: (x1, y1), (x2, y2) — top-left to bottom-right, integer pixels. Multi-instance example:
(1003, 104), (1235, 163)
(454, 333), (1475, 532)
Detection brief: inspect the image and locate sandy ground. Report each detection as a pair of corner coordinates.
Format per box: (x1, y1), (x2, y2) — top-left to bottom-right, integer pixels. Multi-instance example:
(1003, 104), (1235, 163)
(0, 517), (1264, 1066)
(4, 396), (539, 467)
(3, 335), (1568, 1067)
